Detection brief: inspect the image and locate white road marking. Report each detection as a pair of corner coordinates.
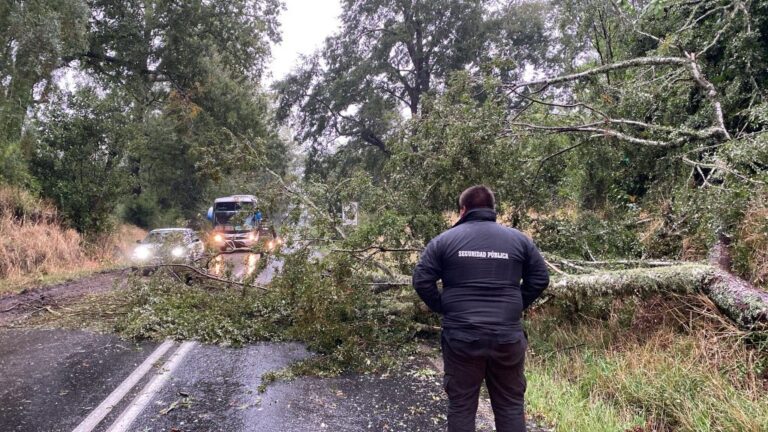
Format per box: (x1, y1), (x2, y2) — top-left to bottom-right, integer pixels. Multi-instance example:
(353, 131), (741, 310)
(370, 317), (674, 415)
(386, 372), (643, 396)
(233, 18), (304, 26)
(71, 340), (175, 432)
(104, 341), (196, 432)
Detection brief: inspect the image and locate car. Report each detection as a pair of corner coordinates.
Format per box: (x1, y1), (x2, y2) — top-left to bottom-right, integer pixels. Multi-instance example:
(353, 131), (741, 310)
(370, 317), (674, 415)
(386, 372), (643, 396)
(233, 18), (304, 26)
(132, 228), (205, 271)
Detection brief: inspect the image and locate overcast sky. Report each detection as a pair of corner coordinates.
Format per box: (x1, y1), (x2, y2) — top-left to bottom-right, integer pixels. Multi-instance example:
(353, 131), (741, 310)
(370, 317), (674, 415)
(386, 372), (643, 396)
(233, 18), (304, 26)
(265, 0), (343, 83)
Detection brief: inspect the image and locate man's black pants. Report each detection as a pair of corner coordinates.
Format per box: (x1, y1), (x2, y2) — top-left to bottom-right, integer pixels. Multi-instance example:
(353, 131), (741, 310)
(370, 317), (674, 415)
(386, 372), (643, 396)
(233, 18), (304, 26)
(441, 331), (527, 432)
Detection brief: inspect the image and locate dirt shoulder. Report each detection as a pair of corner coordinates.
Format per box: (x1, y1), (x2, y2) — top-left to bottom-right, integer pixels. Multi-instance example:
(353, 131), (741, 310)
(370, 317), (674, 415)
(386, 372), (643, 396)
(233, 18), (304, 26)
(0, 270), (126, 326)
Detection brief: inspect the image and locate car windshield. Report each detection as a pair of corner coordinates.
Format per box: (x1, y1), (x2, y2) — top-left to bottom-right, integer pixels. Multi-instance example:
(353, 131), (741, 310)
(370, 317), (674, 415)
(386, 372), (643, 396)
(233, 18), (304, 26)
(143, 231), (187, 244)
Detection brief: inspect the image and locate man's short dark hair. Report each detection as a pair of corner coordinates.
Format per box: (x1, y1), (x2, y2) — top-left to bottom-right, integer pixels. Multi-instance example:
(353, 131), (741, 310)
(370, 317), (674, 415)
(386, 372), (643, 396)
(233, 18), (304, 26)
(459, 185), (495, 210)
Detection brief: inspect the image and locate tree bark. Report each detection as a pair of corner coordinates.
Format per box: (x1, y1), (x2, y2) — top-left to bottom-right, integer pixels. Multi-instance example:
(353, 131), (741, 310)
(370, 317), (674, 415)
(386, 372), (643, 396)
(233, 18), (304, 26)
(379, 263), (768, 330)
(547, 264), (768, 329)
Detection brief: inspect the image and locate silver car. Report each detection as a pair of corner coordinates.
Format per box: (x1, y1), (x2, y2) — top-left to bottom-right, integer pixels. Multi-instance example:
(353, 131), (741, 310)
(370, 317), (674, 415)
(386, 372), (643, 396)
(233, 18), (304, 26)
(132, 228), (205, 268)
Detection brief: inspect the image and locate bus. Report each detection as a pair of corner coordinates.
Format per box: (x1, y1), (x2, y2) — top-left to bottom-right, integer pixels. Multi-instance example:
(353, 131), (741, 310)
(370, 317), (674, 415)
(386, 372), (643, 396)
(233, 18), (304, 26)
(206, 195), (279, 251)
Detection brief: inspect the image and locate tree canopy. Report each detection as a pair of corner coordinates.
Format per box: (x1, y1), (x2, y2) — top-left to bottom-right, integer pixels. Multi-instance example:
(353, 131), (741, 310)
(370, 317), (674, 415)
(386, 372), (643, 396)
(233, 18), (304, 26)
(1, 0), (286, 232)
(274, 0), (550, 177)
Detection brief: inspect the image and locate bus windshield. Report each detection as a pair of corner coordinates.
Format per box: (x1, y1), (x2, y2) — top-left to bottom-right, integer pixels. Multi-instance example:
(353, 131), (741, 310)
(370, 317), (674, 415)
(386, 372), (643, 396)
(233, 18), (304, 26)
(213, 202), (256, 228)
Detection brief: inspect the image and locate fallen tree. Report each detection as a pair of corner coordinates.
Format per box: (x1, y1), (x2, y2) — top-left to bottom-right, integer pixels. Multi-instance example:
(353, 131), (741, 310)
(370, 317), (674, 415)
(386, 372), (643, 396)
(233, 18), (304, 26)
(372, 262), (768, 331)
(546, 264), (768, 330)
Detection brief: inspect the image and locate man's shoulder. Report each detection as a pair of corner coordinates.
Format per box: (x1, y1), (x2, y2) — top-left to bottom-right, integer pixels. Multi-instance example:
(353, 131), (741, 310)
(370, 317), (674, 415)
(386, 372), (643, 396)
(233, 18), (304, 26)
(436, 221), (521, 240)
(503, 225), (528, 239)
(463, 221), (525, 235)
(428, 229), (453, 245)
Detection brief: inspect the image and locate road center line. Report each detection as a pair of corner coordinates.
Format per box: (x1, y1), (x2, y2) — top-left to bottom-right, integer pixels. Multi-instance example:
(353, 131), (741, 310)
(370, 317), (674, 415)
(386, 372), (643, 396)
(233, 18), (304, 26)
(104, 341), (197, 432)
(71, 340), (175, 432)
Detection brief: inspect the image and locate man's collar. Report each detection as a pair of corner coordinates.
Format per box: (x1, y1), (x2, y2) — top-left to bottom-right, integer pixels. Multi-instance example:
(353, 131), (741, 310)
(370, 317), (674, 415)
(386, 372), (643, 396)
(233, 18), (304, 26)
(453, 208), (497, 227)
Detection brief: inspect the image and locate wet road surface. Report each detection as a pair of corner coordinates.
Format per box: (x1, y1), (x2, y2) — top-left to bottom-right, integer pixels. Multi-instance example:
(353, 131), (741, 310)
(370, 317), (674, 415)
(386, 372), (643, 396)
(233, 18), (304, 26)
(0, 328), (158, 432)
(0, 328), (454, 432)
(207, 252), (282, 283)
(0, 253), (551, 431)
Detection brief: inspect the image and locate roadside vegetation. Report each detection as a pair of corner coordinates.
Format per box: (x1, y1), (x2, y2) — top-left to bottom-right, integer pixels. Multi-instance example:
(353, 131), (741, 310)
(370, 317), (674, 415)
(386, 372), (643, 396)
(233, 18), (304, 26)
(3, 0), (768, 431)
(0, 185), (144, 295)
(84, 250), (428, 375)
(41, 252), (768, 430)
(526, 296), (768, 431)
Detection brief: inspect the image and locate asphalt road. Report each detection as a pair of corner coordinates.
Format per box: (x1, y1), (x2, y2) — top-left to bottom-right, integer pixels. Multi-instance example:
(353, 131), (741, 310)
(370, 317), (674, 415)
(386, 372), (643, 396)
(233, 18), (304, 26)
(0, 252), (551, 432)
(0, 327), (456, 432)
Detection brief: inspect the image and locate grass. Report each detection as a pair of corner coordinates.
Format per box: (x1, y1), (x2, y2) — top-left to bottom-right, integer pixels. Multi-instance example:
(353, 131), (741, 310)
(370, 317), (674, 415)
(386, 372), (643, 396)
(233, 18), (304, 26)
(735, 193), (768, 289)
(524, 295), (768, 432)
(0, 213), (86, 281)
(526, 370), (645, 431)
(0, 184), (145, 295)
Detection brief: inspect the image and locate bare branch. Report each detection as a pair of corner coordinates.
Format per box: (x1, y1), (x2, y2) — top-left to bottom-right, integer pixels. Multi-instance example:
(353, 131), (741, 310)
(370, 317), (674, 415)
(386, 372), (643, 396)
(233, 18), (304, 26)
(331, 245), (423, 254)
(608, 0), (668, 47)
(681, 156), (765, 185)
(508, 122), (687, 147)
(504, 57), (688, 89)
(141, 264), (268, 290)
(685, 52), (731, 139)
(265, 169), (401, 279)
(264, 168), (349, 240)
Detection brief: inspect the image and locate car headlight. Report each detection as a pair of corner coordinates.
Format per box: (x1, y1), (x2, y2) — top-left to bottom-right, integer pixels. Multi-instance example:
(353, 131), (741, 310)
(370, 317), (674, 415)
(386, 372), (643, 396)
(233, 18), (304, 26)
(213, 234), (223, 243)
(134, 245), (151, 260)
(171, 246), (185, 257)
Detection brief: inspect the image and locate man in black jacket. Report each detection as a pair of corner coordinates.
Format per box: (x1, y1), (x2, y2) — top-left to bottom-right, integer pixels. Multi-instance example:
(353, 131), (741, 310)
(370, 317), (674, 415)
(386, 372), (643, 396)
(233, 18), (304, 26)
(412, 185), (549, 432)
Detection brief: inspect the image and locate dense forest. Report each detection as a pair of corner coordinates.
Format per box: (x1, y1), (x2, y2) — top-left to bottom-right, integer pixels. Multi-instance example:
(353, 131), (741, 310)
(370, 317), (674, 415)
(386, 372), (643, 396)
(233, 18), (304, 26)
(2, 1), (768, 430)
(1, 0), (287, 233)
(3, 0), (765, 276)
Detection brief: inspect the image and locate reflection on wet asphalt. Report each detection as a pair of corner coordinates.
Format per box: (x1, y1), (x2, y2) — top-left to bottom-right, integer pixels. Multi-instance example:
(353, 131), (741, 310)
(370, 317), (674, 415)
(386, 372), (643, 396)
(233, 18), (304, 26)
(0, 328), (456, 432)
(244, 365), (450, 431)
(128, 342), (310, 431)
(132, 344), (451, 432)
(208, 252), (282, 282)
(0, 329), (157, 432)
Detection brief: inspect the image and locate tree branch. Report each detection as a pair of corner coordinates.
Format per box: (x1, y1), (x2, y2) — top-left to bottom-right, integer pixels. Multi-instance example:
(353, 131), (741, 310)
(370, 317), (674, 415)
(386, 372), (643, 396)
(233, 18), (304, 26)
(331, 245), (423, 254)
(140, 264), (268, 290)
(504, 57), (689, 89)
(508, 122), (688, 147)
(685, 52), (731, 140)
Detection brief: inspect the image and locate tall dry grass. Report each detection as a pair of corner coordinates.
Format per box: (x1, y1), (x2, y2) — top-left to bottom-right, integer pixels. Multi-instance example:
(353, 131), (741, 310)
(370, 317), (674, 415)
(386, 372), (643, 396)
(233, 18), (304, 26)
(0, 214), (86, 279)
(0, 185), (145, 282)
(0, 185), (87, 279)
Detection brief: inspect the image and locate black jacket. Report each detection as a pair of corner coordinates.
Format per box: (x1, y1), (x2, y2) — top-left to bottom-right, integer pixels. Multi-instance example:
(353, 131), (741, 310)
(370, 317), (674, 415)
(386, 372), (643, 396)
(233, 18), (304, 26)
(412, 208), (550, 339)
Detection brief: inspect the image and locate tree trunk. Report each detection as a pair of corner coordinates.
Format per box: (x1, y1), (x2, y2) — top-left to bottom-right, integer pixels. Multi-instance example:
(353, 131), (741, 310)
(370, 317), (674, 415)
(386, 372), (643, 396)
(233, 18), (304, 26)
(382, 263), (768, 330)
(547, 264), (768, 329)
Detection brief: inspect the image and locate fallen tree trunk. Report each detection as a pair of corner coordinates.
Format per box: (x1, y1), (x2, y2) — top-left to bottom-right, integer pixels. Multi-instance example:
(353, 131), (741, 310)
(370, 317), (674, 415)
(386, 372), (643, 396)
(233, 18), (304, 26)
(547, 264), (768, 329)
(378, 263), (768, 330)
(547, 264), (710, 300)
(704, 269), (768, 329)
